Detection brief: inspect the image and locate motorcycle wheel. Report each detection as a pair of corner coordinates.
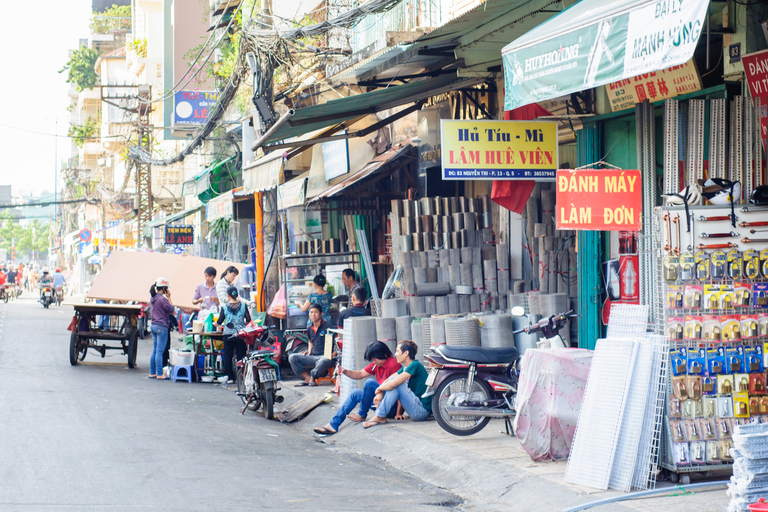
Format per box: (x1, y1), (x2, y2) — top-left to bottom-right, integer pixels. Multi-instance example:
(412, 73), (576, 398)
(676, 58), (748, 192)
(3, 293), (7, 303)
(69, 331), (83, 366)
(43, 300), (49, 308)
(432, 373), (493, 436)
(236, 366), (246, 402)
(261, 382), (274, 420)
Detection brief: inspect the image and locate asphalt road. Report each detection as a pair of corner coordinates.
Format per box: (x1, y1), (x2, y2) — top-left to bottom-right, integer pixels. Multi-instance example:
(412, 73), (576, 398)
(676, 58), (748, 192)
(0, 292), (459, 511)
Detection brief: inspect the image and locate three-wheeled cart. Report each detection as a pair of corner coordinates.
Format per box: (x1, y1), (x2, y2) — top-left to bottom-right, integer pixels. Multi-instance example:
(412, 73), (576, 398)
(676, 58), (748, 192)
(69, 303), (143, 367)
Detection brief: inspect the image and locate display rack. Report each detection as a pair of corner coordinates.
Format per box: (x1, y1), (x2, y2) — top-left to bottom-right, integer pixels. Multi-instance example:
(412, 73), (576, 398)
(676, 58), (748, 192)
(280, 251), (361, 330)
(654, 205), (768, 483)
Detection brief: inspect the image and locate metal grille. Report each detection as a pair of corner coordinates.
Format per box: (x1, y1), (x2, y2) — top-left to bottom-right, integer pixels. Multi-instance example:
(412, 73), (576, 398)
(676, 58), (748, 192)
(606, 304), (649, 339)
(632, 334), (669, 490)
(664, 99), (679, 194)
(710, 98), (724, 179)
(444, 317), (480, 346)
(390, 211), (403, 299)
(756, 98), (764, 187)
(636, 101), (657, 314)
(746, 93), (754, 198)
(687, 99), (705, 185)
(565, 338), (639, 490)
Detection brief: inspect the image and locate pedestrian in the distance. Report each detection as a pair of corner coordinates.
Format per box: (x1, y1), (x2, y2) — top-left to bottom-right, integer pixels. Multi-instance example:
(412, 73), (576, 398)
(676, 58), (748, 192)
(149, 277), (174, 380)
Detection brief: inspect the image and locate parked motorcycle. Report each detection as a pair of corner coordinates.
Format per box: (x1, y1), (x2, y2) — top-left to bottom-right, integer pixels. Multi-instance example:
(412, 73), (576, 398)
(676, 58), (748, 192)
(0, 285), (8, 303)
(40, 284), (54, 308)
(236, 324), (283, 419)
(426, 308), (573, 436)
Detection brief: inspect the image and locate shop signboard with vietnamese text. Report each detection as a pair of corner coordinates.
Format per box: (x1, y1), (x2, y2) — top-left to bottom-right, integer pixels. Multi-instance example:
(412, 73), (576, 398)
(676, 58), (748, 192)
(556, 169), (642, 231)
(440, 120), (558, 180)
(206, 192), (233, 222)
(165, 225), (194, 245)
(605, 59), (702, 112)
(742, 49), (768, 151)
(174, 91), (219, 125)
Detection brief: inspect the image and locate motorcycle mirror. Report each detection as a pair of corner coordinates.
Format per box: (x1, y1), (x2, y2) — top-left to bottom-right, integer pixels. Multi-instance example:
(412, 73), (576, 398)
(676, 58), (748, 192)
(510, 305), (525, 317)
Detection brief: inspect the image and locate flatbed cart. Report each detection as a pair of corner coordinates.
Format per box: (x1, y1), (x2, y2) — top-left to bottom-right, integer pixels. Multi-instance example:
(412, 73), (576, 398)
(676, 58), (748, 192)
(69, 303), (143, 367)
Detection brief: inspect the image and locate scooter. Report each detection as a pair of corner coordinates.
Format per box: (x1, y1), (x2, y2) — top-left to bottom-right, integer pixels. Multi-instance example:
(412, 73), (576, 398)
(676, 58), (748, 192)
(236, 324), (283, 419)
(425, 308), (573, 437)
(40, 284), (54, 308)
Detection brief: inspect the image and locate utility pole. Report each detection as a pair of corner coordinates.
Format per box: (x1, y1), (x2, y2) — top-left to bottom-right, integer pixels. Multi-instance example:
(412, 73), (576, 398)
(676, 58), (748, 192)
(135, 85), (153, 247)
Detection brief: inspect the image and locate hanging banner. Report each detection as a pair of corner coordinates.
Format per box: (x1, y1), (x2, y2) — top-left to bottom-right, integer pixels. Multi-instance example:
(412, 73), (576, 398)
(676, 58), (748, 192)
(440, 119), (558, 180)
(206, 192), (233, 222)
(742, 49), (768, 151)
(605, 59), (702, 112)
(556, 169), (642, 231)
(502, 0), (709, 110)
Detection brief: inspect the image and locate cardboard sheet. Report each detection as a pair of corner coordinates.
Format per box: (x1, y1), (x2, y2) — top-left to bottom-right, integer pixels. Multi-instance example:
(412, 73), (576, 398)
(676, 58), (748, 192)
(86, 251), (246, 310)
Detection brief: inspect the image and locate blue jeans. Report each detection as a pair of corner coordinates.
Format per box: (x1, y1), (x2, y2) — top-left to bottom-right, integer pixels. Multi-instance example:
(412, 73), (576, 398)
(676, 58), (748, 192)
(330, 379), (379, 431)
(150, 324), (169, 376)
(374, 379), (429, 421)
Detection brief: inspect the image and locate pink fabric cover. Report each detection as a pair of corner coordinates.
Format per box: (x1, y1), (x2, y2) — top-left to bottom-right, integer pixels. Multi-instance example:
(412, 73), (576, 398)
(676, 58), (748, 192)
(514, 348), (593, 461)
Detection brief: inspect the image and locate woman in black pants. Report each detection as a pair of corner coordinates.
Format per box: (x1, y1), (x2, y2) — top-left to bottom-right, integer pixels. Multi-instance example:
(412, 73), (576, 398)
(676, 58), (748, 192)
(215, 286), (252, 384)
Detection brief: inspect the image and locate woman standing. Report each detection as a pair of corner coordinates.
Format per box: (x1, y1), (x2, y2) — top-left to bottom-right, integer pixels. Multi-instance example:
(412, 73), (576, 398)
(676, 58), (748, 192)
(149, 277), (175, 380)
(296, 274), (332, 327)
(215, 286), (252, 384)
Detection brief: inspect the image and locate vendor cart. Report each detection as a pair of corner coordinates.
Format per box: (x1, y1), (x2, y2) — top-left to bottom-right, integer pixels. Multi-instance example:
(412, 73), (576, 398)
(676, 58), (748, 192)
(69, 303), (143, 368)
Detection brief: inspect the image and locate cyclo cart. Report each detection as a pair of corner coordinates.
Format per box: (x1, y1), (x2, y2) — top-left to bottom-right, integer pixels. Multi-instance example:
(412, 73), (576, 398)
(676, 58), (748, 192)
(68, 303), (142, 367)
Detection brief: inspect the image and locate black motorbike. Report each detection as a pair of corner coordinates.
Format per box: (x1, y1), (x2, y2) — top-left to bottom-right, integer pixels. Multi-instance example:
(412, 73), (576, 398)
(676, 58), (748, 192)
(426, 309), (573, 436)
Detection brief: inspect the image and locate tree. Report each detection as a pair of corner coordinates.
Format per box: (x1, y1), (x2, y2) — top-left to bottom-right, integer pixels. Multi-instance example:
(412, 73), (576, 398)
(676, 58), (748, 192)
(60, 46), (101, 92)
(0, 214), (50, 258)
(90, 5), (131, 34)
(68, 117), (99, 147)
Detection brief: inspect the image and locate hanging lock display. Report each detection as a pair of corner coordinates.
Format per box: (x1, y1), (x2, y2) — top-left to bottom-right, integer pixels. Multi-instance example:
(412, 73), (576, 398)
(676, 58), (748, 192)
(695, 251), (709, 280)
(727, 250), (742, 279)
(663, 254), (680, 282)
(710, 251), (727, 280)
(679, 253), (695, 281)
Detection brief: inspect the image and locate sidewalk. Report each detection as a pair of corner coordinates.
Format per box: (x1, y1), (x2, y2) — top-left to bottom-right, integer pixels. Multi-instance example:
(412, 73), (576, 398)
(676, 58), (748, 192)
(277, 381), (730, 512)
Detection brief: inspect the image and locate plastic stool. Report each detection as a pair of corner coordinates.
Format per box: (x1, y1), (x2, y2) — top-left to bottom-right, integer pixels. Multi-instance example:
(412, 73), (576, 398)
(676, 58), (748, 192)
(171, 365), (193, 383)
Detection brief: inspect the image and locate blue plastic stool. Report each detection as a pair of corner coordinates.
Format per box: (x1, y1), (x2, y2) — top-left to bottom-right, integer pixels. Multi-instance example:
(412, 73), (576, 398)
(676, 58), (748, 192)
(170, 365), (193, 383)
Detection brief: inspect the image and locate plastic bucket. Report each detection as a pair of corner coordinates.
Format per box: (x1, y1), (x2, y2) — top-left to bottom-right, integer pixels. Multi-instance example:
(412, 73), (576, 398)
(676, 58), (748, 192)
(192, 320), (204, 334)
(749, 499), (768, 511)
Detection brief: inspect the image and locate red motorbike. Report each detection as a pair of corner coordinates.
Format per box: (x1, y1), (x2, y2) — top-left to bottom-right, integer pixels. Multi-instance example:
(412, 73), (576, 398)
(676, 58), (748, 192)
(236, 324), (283, 419)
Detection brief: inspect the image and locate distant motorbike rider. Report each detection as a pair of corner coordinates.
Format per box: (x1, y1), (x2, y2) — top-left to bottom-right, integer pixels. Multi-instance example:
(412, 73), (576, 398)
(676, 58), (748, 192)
(39, 269), (53, 300)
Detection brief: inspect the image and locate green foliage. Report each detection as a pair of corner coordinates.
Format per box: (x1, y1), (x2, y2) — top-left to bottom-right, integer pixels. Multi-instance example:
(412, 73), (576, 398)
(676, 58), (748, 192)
(60, 45), (101, 92)
(128, 37), (147, 58)
(68, 118), (99, 147)
(90, 4), (131, 34)
(0, 213), (49, 256)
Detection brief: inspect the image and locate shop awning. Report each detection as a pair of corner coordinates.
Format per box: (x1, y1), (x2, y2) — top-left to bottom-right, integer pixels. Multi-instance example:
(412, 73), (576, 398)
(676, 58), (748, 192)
(242, 151), (284, 193)
(277, 177), (308, 210)
(501, 0), (710, 110)
(263, 74), (485, 146)
(184, 154), (239, 202)
(307, 142), (415, 203)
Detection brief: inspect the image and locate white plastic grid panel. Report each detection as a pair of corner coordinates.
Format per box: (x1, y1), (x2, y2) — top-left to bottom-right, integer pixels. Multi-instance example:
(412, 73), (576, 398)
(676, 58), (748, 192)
(606, 304), (650, 339)
(632, 334), (669, 490)
(565, 338), (639, 490)
(610, 337), (654, 491)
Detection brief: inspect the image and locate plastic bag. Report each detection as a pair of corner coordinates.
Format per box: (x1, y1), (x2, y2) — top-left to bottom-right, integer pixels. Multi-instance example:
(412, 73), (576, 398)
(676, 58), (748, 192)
(268, 284), (287, 319)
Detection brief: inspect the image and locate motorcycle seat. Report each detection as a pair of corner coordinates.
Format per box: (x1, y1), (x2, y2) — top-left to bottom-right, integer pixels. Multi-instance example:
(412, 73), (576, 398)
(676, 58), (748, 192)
(436, 345), (519, 364)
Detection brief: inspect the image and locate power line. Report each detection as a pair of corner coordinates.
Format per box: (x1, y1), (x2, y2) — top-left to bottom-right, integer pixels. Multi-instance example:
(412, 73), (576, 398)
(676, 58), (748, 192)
(0, 199), (100, 210)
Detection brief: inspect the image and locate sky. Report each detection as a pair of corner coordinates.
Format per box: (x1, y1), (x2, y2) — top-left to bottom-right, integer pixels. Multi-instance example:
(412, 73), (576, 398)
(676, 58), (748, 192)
(0, 1), (91, 197)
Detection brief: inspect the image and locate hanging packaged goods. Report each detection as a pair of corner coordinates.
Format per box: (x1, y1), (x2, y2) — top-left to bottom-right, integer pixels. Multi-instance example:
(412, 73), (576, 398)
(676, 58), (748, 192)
(657, 204), (768, 479)
(440, 120), (558, 180)
(555, 169), (642, 231)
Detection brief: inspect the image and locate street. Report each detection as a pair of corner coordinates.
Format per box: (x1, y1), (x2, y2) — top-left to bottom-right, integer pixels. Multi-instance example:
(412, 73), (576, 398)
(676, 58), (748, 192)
(0, 293), (460, 512)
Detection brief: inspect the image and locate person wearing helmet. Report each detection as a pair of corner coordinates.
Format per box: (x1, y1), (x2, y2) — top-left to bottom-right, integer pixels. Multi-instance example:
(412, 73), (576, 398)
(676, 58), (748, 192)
(149, 278), (175, 380)
(52, 267), (66, 289)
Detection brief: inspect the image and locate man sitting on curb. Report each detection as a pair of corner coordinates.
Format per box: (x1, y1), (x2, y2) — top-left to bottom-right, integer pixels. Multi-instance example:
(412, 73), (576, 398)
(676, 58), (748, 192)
(363, 340), (431, 428)
(337, 287), (370, 329)
(313, 341), (401, 436)
(289, 303), (333, 386)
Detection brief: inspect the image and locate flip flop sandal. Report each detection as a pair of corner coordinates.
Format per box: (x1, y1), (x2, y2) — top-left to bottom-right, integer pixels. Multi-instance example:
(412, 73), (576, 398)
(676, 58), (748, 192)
(313, 427), (336, 435)
(295, 382), (310, 387)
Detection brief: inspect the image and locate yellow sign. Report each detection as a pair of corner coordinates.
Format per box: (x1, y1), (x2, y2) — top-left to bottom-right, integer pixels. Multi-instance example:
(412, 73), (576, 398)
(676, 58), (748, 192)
(605, 59), (702, 112)
(440, 120), (558, 180)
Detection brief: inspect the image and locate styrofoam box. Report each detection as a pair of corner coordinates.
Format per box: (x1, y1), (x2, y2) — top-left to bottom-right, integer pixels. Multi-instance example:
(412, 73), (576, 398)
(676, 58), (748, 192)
(170, 349), (195, 366)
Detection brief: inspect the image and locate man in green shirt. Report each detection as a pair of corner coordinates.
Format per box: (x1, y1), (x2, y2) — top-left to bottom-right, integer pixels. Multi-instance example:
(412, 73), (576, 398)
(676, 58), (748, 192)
(363, 340), (431, 428)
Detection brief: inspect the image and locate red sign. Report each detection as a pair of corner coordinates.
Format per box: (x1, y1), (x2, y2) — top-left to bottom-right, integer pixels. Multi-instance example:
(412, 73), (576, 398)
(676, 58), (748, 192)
(742, 49), (768, 151)
(556, 169), (642, 231)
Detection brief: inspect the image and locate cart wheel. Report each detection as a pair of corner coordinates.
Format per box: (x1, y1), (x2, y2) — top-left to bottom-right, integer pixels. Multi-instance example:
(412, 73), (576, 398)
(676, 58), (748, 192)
(69, 331), (80, 366)
(127, 330), (138, 369)
(680, 474), (691, 485)
(669, 471), (679, 483)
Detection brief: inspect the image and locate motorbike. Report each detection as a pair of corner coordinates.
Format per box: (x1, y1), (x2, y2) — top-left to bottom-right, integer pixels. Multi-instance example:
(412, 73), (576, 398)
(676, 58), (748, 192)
(236, 324), (283, 419)
(40, 284), (54, 308)
(425, 307), (574, 437)
(0, 285), (8, 303)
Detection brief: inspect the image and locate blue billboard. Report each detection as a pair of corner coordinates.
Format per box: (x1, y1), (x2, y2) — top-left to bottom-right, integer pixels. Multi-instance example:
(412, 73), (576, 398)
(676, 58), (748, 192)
(174, 91), (219, 125)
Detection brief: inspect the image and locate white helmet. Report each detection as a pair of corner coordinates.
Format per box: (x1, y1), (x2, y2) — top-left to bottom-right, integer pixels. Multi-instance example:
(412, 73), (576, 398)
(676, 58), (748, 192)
(662, 184), (701, 206)
(699, 179), (741, 205)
